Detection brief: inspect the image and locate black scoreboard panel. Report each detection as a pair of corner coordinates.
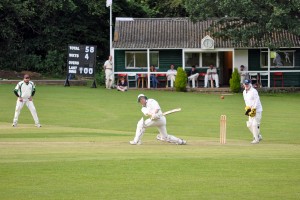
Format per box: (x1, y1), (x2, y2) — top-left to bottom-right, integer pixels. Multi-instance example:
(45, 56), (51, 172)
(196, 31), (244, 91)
(67, 44), (97, 77)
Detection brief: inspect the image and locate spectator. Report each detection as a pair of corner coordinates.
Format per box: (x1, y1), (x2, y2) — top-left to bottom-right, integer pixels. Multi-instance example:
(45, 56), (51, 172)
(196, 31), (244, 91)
(166, 64), (177, 88)
(116, 77), (128, 92)
(187, 66), (199, 88)
(150, 65), (159, 88)
(103, 55), (114, 89)
(239, 65), (248, 86)
(204, 64), (219, 88)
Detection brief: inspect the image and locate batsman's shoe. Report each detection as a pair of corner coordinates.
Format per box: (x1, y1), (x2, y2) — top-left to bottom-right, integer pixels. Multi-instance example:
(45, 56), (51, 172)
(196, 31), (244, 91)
(251, 139), (259, 144)
(178, 139), (187, 145)
(12, 123), (17, 127)
(258, 134), (263, 141)
(35, 124), (42, 128)
(129, 140), (142, 145)
(156, 134), (164, 141)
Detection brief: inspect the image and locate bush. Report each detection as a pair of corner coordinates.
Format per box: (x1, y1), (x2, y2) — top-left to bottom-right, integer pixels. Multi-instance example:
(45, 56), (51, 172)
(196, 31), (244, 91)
(43, 50), (65, 75)
(229, 68), (241, 93)
(95, 70), (105, 86)
(175, 67), (187, 92)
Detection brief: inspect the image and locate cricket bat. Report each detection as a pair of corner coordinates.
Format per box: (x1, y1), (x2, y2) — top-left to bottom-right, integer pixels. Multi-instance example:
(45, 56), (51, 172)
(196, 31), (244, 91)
(163, 108), (181, 116)
(210, 74), (214, 88)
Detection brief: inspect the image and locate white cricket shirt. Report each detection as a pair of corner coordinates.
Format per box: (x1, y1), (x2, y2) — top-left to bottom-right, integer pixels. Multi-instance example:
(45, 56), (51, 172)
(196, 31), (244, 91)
(243, 86), (263, 112)
(14, 81), (35, 99)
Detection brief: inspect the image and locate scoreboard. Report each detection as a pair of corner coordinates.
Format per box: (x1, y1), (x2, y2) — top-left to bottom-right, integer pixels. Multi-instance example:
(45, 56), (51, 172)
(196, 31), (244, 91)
(67, 44), (97, 77)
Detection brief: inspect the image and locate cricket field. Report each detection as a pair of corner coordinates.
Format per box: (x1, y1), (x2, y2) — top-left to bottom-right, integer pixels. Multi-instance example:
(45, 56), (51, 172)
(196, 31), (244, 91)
(0, 84), (299, 200)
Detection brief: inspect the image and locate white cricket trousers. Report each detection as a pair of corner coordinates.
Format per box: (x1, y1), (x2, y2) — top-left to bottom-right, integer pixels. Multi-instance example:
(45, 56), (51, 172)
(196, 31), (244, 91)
(13, 99), (40, 125)
(167, 75), (176, 88)
(246, 112), (262, 141)
(105, 69), (114, 88)
(204, 74), (219, 87)
(188, 74), (199, 88)
(133, 116), (183, 144)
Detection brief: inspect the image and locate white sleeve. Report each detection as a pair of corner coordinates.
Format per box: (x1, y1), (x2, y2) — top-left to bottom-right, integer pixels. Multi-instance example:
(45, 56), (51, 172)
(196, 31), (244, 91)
(141, 107), (150, 116)
(252, 90), (259, 109)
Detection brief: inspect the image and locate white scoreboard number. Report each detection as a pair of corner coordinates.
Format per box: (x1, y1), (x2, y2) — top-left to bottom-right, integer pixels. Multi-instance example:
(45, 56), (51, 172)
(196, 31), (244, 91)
(67, 44), (97, 76)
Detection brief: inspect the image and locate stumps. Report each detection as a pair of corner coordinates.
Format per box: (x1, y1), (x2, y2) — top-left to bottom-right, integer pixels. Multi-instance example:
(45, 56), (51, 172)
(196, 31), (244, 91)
(220, 115), (227, 144)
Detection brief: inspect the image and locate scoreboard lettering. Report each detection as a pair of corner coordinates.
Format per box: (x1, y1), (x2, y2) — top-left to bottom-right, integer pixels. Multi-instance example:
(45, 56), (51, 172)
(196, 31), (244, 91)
(67, 44), (97, 76)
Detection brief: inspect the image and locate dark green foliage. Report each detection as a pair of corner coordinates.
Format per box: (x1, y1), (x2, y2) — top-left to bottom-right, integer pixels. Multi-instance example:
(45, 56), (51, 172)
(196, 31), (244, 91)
(229, 68), (241, 93)
(95, 70), (105, 86)
(185, 0), (300, 48)
(174, 67), (187, 92)
(0, 0), (148, 75)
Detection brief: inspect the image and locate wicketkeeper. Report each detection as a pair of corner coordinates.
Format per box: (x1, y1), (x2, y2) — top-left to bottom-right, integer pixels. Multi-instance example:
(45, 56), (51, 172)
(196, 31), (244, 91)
(130, 94), (186, 145)
(243, 79), (263, 144)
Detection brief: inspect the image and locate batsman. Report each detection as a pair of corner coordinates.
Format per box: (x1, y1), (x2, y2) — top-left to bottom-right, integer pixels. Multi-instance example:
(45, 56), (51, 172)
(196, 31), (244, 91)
(243, 79), (263, 144)
(130, 94), (186, 145)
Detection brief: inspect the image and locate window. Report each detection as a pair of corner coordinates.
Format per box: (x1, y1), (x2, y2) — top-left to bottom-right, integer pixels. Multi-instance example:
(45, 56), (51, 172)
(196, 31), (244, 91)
(185, 52), (217, 68)
(202, 53), (217, 67)
(125, 51), (159, 68)
(261, 50), (295, 68)
(185, 53), (199, 67)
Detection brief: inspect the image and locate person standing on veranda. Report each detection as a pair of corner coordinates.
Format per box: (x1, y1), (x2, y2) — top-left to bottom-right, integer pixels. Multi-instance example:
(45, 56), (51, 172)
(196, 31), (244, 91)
(239, 65), (248, 87)
(166, 64), (177, 88)
(12, 74), (41, 128)
(243, 79), (263, 144)
(103, 55), (114, 89)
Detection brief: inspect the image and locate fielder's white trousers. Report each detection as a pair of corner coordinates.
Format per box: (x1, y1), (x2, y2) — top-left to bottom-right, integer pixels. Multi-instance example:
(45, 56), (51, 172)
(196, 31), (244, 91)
(188, 74), (199, 88)
(133, 116), (182, 144)
(246, 112), (262, 141)
(13, 98), (40, 125)
(167, 75), (176, 88)
(105, 69), (114, 88)
(204, 74), (219, 87)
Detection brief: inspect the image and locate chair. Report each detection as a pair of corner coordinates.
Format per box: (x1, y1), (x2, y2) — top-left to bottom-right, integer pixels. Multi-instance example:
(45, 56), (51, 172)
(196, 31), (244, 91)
(273, 72), (284, 87)
(197, 73), (206, 87)
(157, 74), (167, 88)
(127, 72), (137, 88)
(259, 72), (268, 87)
(137, 74), (147, 88)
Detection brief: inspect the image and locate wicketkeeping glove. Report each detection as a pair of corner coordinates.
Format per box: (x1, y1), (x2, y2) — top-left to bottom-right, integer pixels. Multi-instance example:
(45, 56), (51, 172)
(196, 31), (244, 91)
(245, 106), (251, 116)
(249, 108), (256, 117)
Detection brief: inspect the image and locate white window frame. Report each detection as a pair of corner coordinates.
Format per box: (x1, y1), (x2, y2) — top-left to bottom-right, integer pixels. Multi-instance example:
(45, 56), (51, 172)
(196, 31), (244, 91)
(184, 52), (218, 68)
(125, 51), (159, 69)
(260, 50), (295, 68)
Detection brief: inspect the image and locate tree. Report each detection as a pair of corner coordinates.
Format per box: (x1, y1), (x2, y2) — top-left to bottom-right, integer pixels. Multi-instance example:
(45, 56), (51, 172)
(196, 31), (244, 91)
(229, 68), (241, 93)
(0, 0), (148, 75)
(129, 0), (187, 17)
(185, 0), (300, 47)
(174, 67), (187, 92)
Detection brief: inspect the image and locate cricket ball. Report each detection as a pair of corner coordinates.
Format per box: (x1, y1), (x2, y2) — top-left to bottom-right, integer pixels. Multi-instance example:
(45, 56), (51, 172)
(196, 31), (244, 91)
(220, 95), (224, 99)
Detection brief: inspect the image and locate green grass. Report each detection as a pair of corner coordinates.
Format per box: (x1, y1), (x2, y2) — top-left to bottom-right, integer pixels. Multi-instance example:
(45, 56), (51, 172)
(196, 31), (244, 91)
(0, 84), (299, 199)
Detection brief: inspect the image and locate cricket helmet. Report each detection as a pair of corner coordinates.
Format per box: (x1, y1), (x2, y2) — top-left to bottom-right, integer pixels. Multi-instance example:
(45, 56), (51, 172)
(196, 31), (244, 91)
(244, 79), (251, 85)
(137, 94), (147, 102)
